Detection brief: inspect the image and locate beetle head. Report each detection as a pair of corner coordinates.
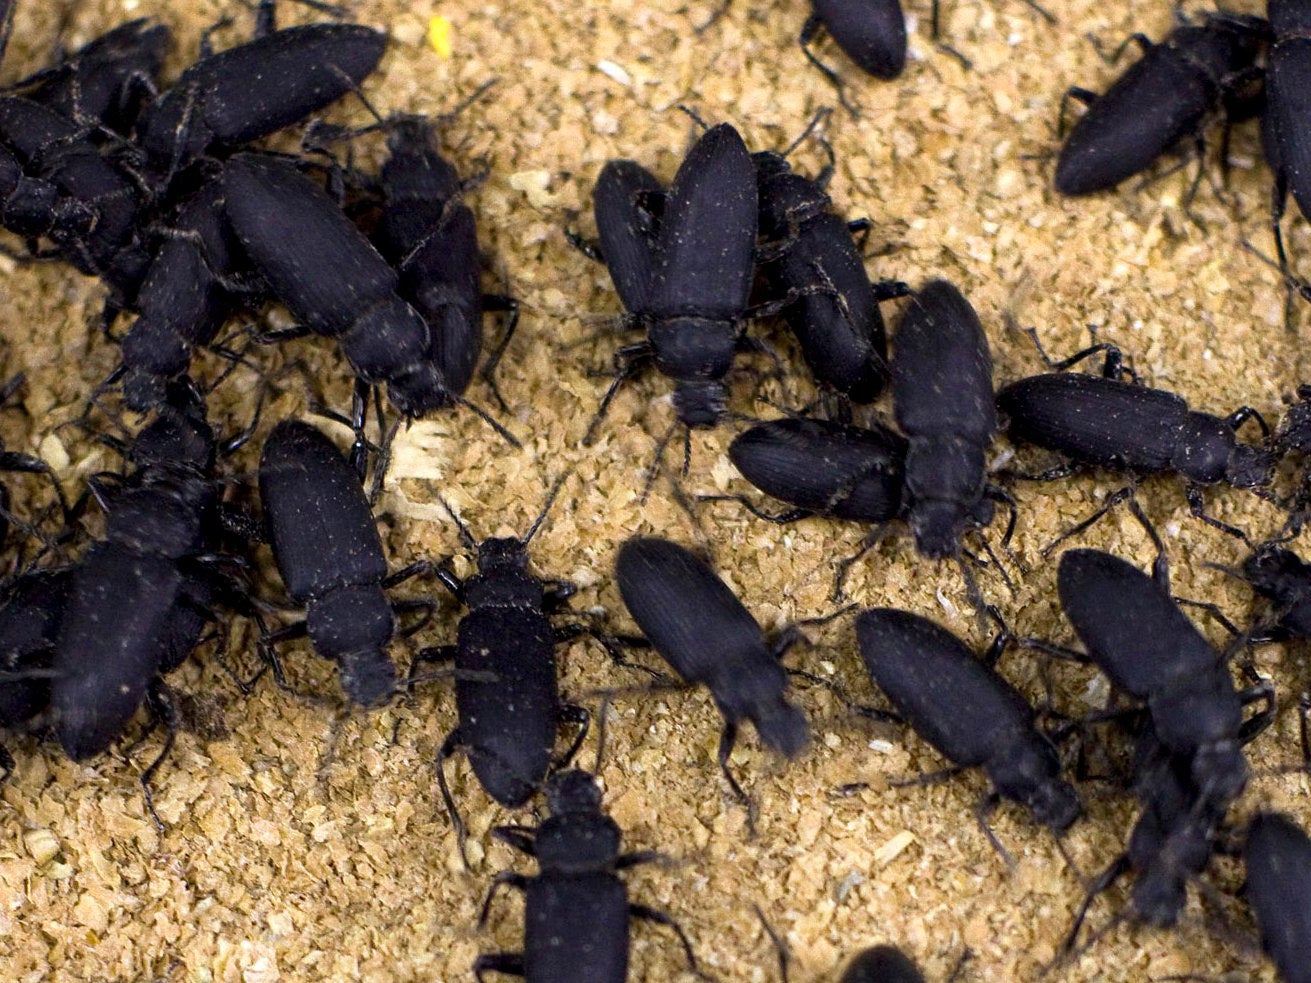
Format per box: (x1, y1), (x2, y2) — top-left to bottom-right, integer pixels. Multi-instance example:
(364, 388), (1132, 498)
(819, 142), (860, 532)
(546, 769), (602, 815)
(1190, 742), (1247, 808)
(1241, 544), (1305, 596)
(476, 536), (529, 571)
(909, 501), (967, 559)
(1131, 869), (1187, 927)
(673, 380), (727, 429)
(1226, 444), (1275, 489)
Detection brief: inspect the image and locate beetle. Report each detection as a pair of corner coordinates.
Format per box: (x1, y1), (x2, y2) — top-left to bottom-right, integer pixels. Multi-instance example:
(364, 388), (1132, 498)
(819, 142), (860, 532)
(799, 0), (907, 117)
(1054, 12), (1265, 198)
(0, 568), (74, 780)
(0, 95), (151, 301)
(135, 14), (385, 185)
(8, 17), (170, 134)
(581, 122), (760, 445)
(714, 415), (907, 525)
(854, 607), (1081, 855)
(891, 279), (1006, 560)
(1062, 722), (1230, 956)
(753, 125), (907, 406)
(475, 768), (702, 982)
(615, 536), (811, 826)
(1055, 548), (1272, 811)
(369, 112), (520, 410)
(258, 419), (432, 707)
(51, 380), (239, 822)
(1262, 0), (1311, 327)
(1245, 811), (1311, 983)
(997, 338), (1274, 542)
(225, 154), (515, 447)
(115, 166), (259, 411)
(407, 481), (594, 867)
(841, 945), (926, 983)
(1236, 542), (1311, 640)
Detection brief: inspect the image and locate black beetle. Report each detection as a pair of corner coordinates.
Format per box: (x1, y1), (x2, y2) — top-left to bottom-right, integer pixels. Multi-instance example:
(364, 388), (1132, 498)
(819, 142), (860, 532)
(409, 482), (594, 867)
(841, 944), (926, 983)
(1056, 548), (1272, 811)
(51, 380), (236, 822)
(116, 167), (259, 411)
(225, 154), (514, 445)
(370, 113), (519, 409)
(1237, 542), (1311, 640)
(9, 17), (170, 135)
(0, 95), (150, 301)
(0, 568), (74, 779)
(800, 0), (907, 116)
(582, 122), (759, 441)
(716, 415), (907, 526)
(854, 607), (1081, 854)
(1263, 0), (1311, 291)
(258, 419), (430, 707)
(753, 126), (906, 406)
(997, 339), (1274, 541)
(475, 768), (702, 982)
(135, 16), (385, 184)
(615, 536), (811, 825)
(891, 279), (1006, 560)
(1054, 13), (1264, 198)
(1063, 722), (1230, 956)
(1245, 811), (1311, 983)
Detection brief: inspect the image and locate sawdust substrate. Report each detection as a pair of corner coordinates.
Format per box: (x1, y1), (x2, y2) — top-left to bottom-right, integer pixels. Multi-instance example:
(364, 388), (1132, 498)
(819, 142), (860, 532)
(0, 0), (1307, 979)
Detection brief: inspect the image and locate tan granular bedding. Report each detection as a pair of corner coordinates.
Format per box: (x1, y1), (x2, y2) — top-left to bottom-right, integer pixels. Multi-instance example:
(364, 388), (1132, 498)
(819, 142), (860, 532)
(0, 0), (1307, 979)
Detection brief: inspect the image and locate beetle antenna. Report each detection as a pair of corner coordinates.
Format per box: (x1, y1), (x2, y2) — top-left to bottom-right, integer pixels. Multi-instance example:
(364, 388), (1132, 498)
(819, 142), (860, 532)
(752, 905), (791, 983)
(434, 492), (478, 551)
(780, 106), (832, 160)
(522, 471), (572, 545)
(453, 394), (522, 449)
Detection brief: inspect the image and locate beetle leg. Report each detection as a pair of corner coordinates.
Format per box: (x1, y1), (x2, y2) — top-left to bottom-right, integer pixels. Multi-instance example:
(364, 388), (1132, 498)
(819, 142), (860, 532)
(551, 703), (591, 770)
(472, 953), (525, 981)
(630, 903), (707, 979)
(1061, 854), (1129, 956)
(583, 342), (653, 445)
(1223, 405), (1270, 438)
(477, 293), (521, 414)
(695, 0), (733, 33)
(476, 871), (531, 926)
(845, 217), (873, 251)
(1039, 484), (1160, 567)
(616, 848), (668, 870)
(138, 681), (180, 833)
(833, 522), (894, 601)
(541, 579), (578, 612)
(716, 721), (758, 834)
(383, 559), (435, 589)
(1086, 31), (1153, 67)
(974, 790), (1016, 868)
(696, 494), (813, 525)
(1236, 679), (1276, 745)
(1299, 693), (1311, 772)
(563, 227), (604, 263)
(1057, 86), (1098, 139)
(1185, 484), (1251, 547)
(436, 727), (475, 871)
(798, 15), (860, 119)
(787, 666), (900, 724)
(392, 598), (436, 638)
(1015, 0), (1056, 26)
(489, 821), (538, 853)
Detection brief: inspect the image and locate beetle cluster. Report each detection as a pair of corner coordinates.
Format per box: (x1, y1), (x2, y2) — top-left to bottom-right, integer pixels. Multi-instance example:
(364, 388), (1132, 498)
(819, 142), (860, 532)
(0, 0), (1310, 979)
